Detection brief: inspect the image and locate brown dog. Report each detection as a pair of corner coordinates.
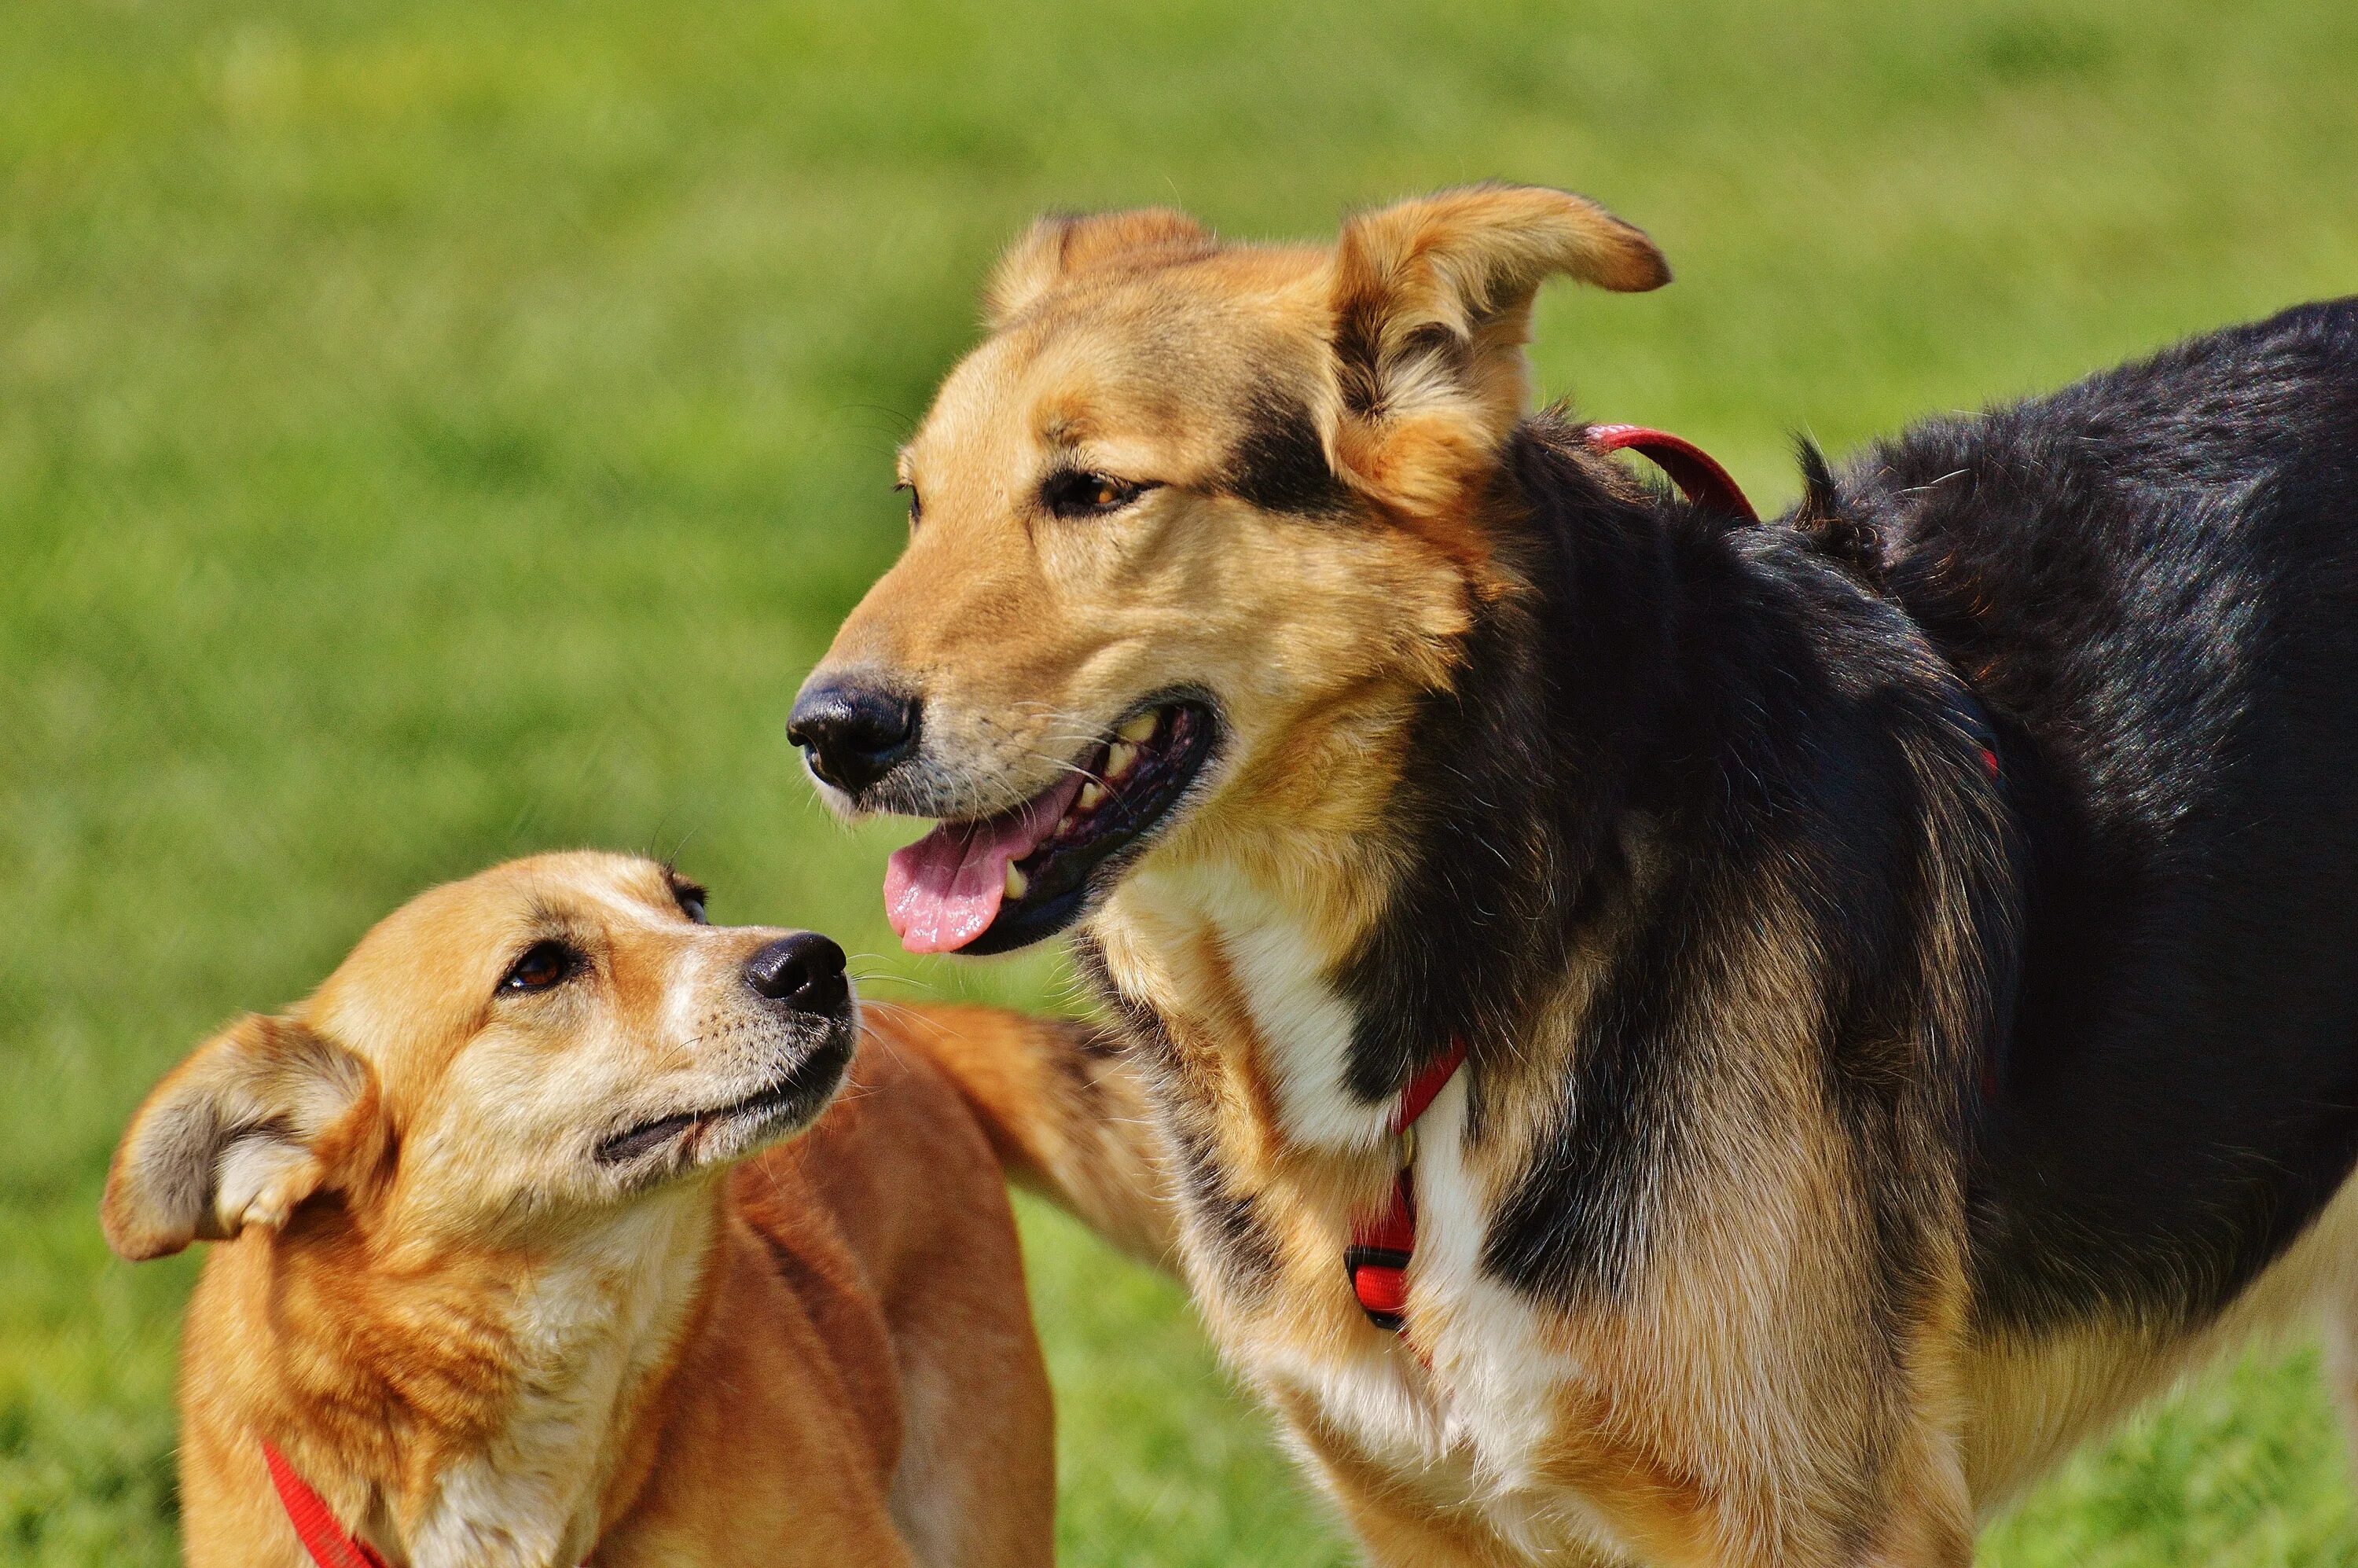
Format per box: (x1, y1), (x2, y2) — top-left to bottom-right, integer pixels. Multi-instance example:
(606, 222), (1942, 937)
(101, 852), (1142, 1568)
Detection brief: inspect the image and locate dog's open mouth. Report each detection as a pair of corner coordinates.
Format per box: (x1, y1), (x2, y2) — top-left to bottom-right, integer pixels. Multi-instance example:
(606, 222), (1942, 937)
(885, 700), (1215, 956)
(596, 1033), (855, 1166)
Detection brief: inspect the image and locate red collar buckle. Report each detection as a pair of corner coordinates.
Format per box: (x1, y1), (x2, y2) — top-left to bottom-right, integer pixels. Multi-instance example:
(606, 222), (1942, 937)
(1345, 1041), (1468, 1336)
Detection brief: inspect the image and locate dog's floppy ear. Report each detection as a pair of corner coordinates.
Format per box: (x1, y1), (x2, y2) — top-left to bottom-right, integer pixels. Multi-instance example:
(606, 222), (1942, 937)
(1320, 184), (1669, 514)
(101, 1013), (382, 1261)
(984, 208), (1213, 328)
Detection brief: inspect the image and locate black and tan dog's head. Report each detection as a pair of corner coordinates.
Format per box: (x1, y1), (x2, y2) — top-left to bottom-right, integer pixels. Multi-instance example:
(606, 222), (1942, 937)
(791, 185), (1666, 956)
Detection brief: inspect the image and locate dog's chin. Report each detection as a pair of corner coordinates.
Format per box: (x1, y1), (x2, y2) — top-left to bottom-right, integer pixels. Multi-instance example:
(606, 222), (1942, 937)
(594, 1026), (858, 1181)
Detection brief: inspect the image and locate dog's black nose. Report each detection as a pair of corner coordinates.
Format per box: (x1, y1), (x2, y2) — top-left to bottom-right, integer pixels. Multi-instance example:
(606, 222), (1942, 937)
(787, 681), (920, 795)
(745, 932), (850, 1014)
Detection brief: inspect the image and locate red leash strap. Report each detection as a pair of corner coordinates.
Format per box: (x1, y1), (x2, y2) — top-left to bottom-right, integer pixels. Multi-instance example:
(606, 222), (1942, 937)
(1345, 1040), (1469, 1335)
(262, 1442), (391, 1568)
(1587, 424), (1759, 522)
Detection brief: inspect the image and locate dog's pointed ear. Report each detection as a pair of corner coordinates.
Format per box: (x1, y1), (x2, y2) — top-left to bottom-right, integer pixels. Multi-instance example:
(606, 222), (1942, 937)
(101, 1014), (382, 1262)
(1320, 184), (1669, 513)
(984, 208), (1214, 328)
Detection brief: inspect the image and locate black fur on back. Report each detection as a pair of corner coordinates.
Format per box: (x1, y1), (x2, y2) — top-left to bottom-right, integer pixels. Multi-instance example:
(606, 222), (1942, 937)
(1331, 299), (2358, 1336)
(1844, 299), (2358, 1328)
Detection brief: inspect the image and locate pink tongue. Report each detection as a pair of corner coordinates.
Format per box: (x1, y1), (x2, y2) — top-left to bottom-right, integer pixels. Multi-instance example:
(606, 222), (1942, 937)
(884, 773), (1086, 954)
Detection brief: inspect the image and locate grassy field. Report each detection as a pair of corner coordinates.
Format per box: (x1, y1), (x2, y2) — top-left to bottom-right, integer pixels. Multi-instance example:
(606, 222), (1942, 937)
(6, 0), (2358, 1562)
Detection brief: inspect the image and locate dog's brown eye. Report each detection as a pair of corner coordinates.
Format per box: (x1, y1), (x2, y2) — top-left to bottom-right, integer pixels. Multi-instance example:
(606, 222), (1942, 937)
(671, 880), (708, 924)
(1041, 470), (1155, 520)
(897, 482), (923, 527)
(501, 940), (576, 993)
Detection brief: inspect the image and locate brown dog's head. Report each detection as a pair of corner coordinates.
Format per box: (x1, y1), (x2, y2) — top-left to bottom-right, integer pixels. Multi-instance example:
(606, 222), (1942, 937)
(101, 853), (856, 1261)
(789, 184), (1666, 956)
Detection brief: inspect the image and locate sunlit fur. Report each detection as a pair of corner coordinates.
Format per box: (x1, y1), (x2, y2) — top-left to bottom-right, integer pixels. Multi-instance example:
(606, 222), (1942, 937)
(102, 853), (1070, 1568)
(807, 182), (2358, 1568)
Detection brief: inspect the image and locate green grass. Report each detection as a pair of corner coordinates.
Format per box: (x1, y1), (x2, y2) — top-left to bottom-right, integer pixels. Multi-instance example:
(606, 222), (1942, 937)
(6, 0), (2358, 1561)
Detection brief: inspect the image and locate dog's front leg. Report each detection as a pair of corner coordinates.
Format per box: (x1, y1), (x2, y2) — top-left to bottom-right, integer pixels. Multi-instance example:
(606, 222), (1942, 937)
(1834, 1340), (1976, 1568)
(1853, 1445), (1974, 1568)
(1317, 1467), (1588, 1568)
(1279, 1408), (1621, 1568)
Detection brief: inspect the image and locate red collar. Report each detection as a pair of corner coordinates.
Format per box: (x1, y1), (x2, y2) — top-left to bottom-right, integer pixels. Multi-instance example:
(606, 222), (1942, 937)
(1586, 423), (1759, 521)
(263, 1443), (391, 1568)
(1344, 1041), (1469, 1335)
(1390, 1041), (1467, 1133)
(263, 1443), (589, 1568)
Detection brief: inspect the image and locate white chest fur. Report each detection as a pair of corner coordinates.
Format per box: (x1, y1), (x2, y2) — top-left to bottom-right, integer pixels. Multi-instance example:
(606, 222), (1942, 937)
(1120, 861), (1392, 1151)
(1112, 865), (1634, 1560)
(1412, 1082), (1567, 1456)
(1247, 1078), (1629, 1562)
(406, 1200), (707, 1568)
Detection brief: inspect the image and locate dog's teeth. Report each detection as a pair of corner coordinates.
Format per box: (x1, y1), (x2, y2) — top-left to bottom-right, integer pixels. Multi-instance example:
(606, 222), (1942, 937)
(1005, 864), (1029, 901)
(1078, 780), (1105, 810)
(1105, 741), (1138, 780)
(1117, 711), (1159, 745)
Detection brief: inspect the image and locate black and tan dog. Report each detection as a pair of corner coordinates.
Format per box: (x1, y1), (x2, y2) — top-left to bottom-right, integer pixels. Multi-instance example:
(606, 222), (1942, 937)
(789, 184), (2358, 1565)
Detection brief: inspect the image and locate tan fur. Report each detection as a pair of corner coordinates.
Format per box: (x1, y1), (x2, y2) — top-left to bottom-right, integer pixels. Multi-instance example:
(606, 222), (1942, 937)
(1325, 184), (1666, 538)
(875, 1000), (1177, 1265)
(105, 854), (1056, 1568)
(802, 183), (2358, 1566)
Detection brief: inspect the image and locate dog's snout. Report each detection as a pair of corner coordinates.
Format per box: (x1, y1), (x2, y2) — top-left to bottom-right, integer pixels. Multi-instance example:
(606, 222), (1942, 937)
(745, 932), (850, 1015)
(788, 681), (920, 795)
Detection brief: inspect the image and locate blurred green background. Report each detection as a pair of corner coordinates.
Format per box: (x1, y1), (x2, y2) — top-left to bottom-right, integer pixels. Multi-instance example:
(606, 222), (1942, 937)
(6, 0), (2358, 1562)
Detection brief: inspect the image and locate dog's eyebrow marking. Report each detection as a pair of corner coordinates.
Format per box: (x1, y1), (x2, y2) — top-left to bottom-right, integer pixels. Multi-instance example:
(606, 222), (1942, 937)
(514, 901), (608, 951)
(520, 896), (572, 930)
(1220, 390), (1348, 516)
(516, 890), (659, 960)
(1037, 402), (1099, 450)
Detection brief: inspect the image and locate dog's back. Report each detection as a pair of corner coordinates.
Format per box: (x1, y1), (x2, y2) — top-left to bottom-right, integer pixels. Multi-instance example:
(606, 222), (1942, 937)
(1838, 299), (2358, 1328)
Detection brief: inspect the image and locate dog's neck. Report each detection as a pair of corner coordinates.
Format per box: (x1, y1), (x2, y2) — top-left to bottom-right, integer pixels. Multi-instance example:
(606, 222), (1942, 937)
(1086, 424), (1680, 1162)
(214, 1183), (722, 1567)
(1085, 417), (2016, 1330)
